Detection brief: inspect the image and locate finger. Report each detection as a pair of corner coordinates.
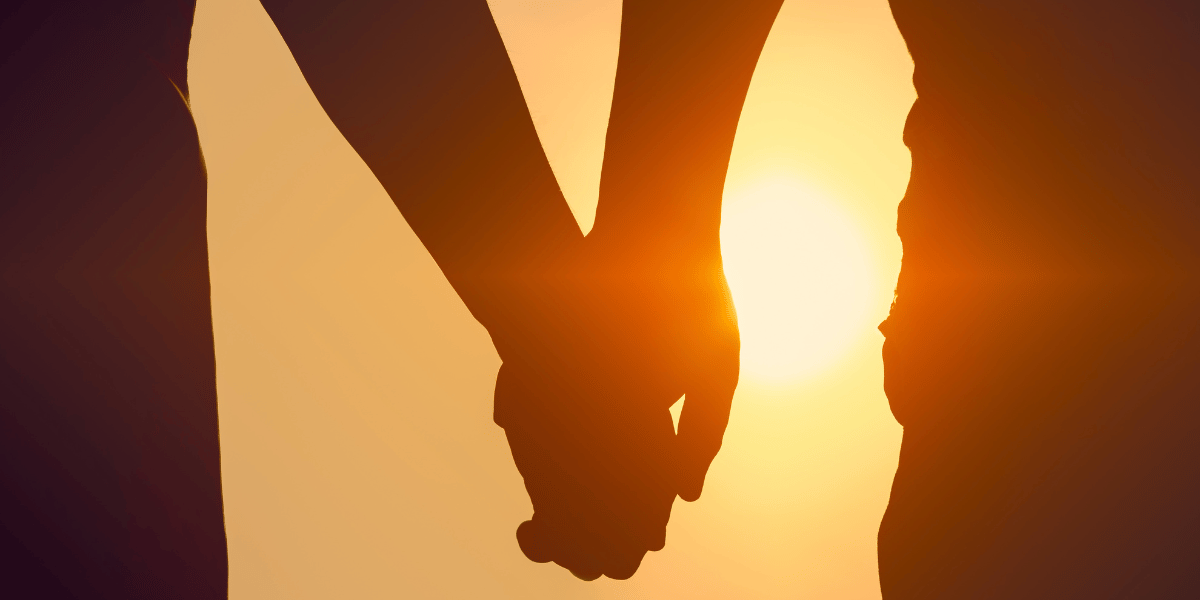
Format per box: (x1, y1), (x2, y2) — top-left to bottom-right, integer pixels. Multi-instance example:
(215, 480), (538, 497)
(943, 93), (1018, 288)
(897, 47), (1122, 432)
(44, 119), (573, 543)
(518, 505), (609, 580)
(675, 382), (736, 502)
(516, 519), (554, 563)
(623, 479), (671, 553)
(519, 514), (611, 582)
(575, 507), (647, 581)
(569, 565), (603, 582)
(594, 487), (662, 580)
(642, 494), (670, 551)
(550, 518), (605, 581)
(602, 546), (647, 580)
(628, 408), (677, 550)
(504, 396), (612, 578)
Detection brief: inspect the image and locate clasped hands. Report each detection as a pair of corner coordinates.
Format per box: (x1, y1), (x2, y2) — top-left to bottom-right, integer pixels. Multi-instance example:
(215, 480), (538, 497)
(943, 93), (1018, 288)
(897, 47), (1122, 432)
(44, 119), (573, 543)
(486, 234), (739, 580)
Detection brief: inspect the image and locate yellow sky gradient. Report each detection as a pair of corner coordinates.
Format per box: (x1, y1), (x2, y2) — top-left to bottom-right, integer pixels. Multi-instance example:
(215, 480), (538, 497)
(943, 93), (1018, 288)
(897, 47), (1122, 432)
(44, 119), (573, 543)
(188, 0), (915, 597)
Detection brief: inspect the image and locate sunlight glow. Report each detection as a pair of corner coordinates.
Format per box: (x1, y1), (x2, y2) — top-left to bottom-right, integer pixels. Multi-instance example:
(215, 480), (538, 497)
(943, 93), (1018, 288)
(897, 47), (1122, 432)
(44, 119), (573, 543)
(721, 178), (874, 385)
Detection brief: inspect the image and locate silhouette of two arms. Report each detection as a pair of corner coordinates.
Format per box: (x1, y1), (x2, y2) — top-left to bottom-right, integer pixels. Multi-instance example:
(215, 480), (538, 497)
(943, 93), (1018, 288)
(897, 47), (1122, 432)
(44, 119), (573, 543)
(260, 0), (781, 580)
(504, 0), (785, 577)
(504, 0), (787, 579)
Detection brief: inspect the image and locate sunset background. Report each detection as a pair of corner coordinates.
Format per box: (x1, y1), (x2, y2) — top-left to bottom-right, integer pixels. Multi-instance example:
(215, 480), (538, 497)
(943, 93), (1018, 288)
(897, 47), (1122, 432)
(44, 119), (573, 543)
(188, 0), (915, 597)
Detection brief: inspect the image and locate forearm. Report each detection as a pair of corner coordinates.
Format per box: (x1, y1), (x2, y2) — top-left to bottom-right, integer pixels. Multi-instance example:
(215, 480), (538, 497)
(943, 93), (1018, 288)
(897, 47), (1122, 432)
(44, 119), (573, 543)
(590, 0), (783, 264)
(260, 0), (582, 334)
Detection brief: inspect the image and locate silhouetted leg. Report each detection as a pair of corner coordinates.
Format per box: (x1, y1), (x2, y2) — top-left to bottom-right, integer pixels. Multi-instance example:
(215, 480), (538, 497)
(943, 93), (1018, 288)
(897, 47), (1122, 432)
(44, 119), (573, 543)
(1, 6), (225, 598)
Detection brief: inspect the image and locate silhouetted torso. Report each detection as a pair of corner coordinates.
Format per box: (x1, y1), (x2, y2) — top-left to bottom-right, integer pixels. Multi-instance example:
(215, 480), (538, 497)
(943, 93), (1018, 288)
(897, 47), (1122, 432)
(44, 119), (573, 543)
(1, 2), (224, 598)
(880, 2), (1200, 597)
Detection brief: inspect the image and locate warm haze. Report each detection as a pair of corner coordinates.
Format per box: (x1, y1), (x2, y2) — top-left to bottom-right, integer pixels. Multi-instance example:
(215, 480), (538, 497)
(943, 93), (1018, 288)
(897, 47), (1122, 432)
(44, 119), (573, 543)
(189, 0), (914, 597)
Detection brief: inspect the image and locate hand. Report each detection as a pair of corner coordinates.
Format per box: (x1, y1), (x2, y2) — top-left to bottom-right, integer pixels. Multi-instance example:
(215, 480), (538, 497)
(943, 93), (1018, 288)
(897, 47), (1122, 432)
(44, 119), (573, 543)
(491, 241), (739, 579)
(497, 363), (677, 580)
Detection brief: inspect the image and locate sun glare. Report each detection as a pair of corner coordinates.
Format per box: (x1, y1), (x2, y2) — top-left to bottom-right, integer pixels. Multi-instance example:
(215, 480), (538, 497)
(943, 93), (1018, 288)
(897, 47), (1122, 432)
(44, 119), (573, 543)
(721, 178), (875, 386)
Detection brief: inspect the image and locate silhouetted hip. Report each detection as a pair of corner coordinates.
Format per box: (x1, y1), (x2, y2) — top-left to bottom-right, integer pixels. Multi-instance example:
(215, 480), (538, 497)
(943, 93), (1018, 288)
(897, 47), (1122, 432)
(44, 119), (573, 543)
(1, 2), (225, 598)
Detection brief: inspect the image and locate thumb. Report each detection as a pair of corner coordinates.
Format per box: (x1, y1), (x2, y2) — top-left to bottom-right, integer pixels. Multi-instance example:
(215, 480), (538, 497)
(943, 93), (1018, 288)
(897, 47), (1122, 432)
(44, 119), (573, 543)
(674, 377), (736, 502)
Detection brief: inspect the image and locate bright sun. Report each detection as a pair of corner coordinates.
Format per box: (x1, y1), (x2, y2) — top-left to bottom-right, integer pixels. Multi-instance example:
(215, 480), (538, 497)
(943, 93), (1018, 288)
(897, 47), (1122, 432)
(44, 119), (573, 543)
(721, 177), (875, 386)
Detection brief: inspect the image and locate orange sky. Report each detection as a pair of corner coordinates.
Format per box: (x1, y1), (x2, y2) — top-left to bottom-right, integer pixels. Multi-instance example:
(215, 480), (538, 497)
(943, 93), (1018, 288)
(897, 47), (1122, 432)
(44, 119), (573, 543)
(189, 0), (915, 597)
